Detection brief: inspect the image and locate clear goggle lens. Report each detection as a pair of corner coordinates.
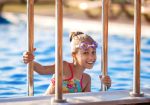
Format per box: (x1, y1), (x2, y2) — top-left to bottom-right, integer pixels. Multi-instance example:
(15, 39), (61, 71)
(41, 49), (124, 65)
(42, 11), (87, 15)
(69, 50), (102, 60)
(76, 42), (98, 50)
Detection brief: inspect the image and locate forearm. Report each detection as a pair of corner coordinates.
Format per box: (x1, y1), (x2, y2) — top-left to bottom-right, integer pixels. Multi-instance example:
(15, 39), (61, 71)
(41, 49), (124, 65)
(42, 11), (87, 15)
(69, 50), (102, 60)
(84, 83), (91, 92)
(33, 61), (46, 75)
(33, 61), (55, 75)
(23, 50), (53, 75)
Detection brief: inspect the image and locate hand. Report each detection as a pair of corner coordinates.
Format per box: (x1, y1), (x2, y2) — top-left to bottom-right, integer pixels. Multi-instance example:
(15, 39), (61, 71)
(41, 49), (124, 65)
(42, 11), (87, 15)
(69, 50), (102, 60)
(99, 75), (111, 89)
(23, 48), (36, 64)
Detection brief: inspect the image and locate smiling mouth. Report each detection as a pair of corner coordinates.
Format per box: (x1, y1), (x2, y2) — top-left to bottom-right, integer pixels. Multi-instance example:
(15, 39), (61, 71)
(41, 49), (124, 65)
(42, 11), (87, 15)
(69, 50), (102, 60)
(87, 61), (95, 65)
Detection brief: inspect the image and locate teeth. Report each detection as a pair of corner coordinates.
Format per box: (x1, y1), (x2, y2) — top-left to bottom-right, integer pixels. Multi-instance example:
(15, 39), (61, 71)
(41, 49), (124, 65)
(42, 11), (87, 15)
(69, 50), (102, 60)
(87, 62), (94, 64)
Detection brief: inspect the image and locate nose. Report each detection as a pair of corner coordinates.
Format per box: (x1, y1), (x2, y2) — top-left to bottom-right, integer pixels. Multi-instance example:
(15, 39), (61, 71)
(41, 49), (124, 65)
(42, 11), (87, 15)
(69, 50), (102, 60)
(88, 53), (96, 60)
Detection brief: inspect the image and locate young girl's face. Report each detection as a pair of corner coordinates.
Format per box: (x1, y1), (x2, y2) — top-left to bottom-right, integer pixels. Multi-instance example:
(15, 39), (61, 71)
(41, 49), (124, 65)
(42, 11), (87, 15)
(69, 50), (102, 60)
(75, 47), (97, 69)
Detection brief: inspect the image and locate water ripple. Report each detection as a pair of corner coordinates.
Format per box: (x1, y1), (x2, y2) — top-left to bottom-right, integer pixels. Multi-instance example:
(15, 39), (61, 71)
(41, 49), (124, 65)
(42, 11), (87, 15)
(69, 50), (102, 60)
(0, 66), (14, 71)
(0, 17), (150, 98)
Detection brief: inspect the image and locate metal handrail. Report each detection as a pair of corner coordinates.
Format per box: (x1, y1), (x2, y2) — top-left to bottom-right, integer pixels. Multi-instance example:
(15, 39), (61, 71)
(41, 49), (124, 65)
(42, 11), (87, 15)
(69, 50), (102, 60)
(130, 0), (144, 97)
(26, 0), (144, 100)
(27, 0), (34, 96)
(53, 0), (66, 103)
(101, 0), (109, 91)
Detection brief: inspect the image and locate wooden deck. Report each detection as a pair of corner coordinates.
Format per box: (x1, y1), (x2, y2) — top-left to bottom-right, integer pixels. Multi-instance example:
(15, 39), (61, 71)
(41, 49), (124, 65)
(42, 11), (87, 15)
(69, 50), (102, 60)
(0, 0), (52, 13)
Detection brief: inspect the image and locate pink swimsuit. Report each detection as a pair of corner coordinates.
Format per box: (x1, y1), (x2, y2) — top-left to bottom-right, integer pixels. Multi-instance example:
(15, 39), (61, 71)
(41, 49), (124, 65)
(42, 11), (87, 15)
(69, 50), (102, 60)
(50, 63), (83, 93)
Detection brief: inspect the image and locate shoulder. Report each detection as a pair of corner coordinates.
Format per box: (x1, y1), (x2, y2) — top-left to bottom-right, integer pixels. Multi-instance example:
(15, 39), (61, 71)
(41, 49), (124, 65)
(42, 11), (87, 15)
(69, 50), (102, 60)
(63, 61), (70, 70)
(82, 73), (91, 92)
(63, 61), (69, 66)
(83, 73), (91, 79)
(63, 61), (67, 64)
(62, 61), (72, 78)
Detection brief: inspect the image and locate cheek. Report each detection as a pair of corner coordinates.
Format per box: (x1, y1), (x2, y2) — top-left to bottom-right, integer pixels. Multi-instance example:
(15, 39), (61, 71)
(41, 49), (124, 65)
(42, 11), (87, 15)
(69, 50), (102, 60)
(95, 55), (97, 59)
(76, 54), (85, 63)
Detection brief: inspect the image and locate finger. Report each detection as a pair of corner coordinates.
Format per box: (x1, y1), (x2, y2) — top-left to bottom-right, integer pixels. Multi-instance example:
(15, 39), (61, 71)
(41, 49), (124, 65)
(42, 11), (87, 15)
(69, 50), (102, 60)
(24, 55), (34, 59)
(104, 82), (111, 88)
(103, 78), (111, 84)
(106, 84), (111, 89)
(23, 51), (29, 56)
(23, 51), (34, 57)
(34, 48), (36, 51)
(23, 60), (28, 64)
(23, 57), (34, 61)
(23, 60), (33, 64)
(99, 75), (102, 79)
(105, 81), (111, 85)
(23, 56), (34, 61)
(104, 76), (111, 81)
(104, 78), (111, 82)
(105, 76), (110, 79)
(23, 53), (34, 58)
(23, 59), (34, 64)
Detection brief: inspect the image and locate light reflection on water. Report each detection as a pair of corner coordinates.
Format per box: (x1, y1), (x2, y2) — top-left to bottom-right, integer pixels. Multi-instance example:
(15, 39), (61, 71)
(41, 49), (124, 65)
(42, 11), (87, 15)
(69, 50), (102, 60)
(0, 19), (150, 98)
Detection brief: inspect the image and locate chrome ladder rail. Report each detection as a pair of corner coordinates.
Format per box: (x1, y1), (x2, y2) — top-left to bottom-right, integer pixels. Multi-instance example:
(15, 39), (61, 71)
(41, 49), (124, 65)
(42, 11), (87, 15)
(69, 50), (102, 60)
(101, 0), (144, 96)
(130, 0), (144, 97)
(101, 0), (109, 91)
(52, 0), (66, 103)
(26, 0), (144, 100)
(27, 0), (34, 96)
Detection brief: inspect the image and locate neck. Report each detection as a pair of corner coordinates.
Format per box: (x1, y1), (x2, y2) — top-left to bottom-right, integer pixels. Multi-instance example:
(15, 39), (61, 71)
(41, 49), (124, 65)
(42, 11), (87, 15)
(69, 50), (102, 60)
(73, 64), (85, 79)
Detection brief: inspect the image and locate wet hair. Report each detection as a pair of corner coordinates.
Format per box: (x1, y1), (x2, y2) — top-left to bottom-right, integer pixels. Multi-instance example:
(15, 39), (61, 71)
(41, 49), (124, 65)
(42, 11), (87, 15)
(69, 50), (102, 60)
(69, 31), (96, 53)
(69, 32), (84, 42)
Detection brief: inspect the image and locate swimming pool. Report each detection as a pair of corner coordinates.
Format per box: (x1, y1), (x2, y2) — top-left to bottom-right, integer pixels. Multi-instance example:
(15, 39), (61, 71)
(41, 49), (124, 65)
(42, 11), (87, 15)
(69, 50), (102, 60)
(0, 14), (150, 98)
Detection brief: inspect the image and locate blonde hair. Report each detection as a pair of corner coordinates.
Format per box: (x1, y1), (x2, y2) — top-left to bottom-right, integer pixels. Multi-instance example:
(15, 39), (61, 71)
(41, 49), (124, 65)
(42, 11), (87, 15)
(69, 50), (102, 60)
(69, 31), (96, 53)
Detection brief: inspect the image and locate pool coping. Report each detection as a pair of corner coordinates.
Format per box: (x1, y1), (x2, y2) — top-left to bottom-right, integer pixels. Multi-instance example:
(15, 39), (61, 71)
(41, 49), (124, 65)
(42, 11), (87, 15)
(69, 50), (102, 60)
(0, 89), (150, 105)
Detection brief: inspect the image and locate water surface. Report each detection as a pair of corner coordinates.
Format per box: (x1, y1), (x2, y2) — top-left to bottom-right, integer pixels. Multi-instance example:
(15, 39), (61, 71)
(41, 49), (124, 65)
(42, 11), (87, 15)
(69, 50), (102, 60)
(0, 16), (150, 98)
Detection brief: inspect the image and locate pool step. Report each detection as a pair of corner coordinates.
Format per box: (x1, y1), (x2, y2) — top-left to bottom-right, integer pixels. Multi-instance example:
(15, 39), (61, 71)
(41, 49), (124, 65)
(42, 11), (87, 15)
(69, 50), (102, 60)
(0, 89), (150, 105)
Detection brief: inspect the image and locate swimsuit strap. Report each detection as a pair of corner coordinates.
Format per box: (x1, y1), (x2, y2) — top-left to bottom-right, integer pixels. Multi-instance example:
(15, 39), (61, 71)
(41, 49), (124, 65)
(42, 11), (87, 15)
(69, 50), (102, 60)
(64, 63), (83, 91)
(64, 63), (74, 81)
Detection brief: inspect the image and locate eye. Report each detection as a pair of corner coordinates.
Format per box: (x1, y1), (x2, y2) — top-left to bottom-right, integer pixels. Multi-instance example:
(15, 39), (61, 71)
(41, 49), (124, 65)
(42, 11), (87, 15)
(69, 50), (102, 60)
(92, 51), (96, 55)
(83, 51), (89, 55)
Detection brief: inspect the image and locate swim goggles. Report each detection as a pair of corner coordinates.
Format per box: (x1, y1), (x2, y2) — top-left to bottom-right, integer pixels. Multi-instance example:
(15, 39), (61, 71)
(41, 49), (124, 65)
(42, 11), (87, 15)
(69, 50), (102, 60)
(76, 42), (98, 50)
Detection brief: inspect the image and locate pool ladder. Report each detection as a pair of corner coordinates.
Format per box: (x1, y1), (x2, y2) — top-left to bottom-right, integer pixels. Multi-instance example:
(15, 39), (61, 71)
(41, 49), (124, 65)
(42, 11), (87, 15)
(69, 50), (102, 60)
(27, 0), (144, 103)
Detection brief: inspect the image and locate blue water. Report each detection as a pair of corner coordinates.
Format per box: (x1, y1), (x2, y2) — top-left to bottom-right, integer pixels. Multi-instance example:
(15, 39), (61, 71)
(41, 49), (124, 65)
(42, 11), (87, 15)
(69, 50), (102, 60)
(0, 16), (150, 98)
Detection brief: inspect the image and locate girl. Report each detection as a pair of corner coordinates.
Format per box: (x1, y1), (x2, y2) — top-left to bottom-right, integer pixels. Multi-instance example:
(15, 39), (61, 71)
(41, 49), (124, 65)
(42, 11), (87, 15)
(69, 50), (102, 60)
(23, 31), (111, 94)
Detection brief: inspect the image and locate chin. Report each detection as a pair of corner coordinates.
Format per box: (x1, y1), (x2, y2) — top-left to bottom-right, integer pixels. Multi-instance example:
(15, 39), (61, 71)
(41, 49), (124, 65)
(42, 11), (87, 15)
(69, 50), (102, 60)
(86, 66), (93, 69)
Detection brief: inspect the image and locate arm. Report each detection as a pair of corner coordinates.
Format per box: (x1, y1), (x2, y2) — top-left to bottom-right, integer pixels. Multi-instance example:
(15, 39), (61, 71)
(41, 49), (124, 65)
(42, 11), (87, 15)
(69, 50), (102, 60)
(44, 84), (55, 95)
(82, 73), (91, 92)
(33, 61), (55, 75)
(34, 60), (68, 75)
(23, 51), (55, 75)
